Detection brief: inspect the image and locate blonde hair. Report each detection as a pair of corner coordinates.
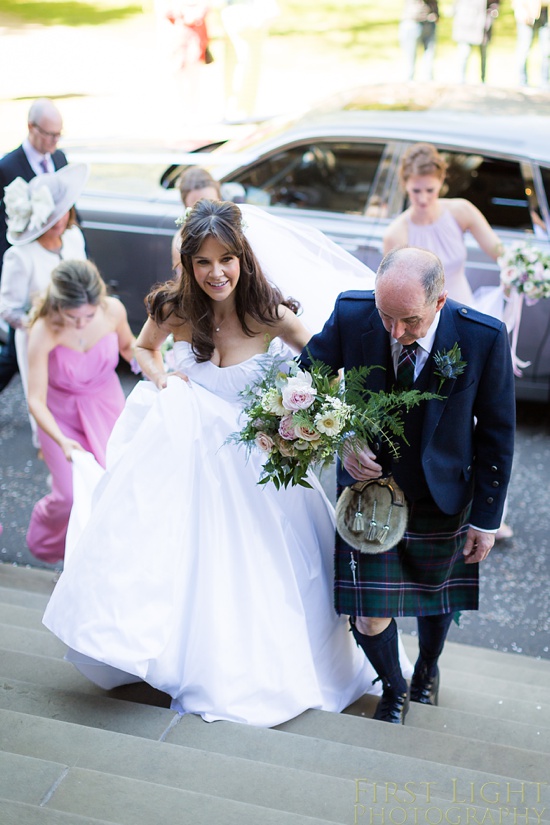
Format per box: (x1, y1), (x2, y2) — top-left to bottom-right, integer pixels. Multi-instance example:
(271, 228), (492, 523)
(399, 143), (447, 188)
(30, 259), (106, 326)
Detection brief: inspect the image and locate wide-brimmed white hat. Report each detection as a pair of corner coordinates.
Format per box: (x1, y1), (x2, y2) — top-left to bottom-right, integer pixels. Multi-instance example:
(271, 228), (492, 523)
(4, 163), (89, 246)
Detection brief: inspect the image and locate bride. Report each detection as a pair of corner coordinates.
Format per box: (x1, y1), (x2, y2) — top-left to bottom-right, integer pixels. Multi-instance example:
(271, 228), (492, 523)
(43, 199), (411, 727)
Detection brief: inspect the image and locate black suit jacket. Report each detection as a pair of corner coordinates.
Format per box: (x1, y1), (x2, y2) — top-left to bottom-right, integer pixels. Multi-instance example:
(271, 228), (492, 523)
(301, 291), (516, 531)
(0, 144), (68, 275)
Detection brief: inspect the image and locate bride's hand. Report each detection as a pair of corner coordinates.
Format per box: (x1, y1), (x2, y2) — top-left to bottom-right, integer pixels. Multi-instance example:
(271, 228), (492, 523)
(342, 439), (382, 481)
(152, 371), (190, 390)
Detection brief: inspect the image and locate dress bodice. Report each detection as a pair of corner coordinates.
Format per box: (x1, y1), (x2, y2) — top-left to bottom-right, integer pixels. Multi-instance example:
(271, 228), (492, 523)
(407, 208), (473, 305)
(48, 332), (121, 397)
(172, 338), (293, 404)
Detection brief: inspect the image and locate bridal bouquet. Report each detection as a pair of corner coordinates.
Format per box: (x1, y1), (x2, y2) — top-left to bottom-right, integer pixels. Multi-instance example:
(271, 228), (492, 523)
(230, 353), (435, 489)
(498, 242), (550, 304)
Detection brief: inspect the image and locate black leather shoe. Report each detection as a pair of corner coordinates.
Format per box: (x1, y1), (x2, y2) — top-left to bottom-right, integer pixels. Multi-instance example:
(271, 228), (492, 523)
(373, 691), (409, 724)
(410, 664), (440, 706)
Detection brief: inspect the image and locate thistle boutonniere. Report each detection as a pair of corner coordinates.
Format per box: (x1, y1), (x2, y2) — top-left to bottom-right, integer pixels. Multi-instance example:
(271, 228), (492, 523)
(433, 343), (467, 392)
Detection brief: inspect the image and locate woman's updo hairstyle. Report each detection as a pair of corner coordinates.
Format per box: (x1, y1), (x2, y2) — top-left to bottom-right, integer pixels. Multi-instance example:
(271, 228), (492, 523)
(399, 142), (447, 188)
(30, 259), (106, 325)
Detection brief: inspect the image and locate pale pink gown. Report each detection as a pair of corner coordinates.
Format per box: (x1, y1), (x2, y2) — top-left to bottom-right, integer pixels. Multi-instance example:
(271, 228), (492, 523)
(407, 208), (507, 321)
(407, 209), (473, 305)
(27, 333), (126, 564)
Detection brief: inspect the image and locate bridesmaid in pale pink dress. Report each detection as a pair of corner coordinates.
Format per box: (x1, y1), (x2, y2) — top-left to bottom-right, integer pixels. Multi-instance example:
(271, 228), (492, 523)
(383, 142), (513, 541)
(26, 259), (136, 563)
(383, 142), (504, 309)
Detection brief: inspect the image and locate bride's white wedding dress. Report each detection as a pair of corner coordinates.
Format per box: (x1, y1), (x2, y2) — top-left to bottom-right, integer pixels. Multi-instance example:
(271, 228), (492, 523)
(43, 339), (412, 726)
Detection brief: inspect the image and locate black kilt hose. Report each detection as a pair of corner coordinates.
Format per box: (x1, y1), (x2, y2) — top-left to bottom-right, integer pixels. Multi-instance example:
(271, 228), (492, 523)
(334, 496), (477, 618)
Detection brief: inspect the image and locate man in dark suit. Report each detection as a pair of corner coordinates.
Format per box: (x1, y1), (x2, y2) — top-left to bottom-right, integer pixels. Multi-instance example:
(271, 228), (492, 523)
(301, 246), (515, 724)
(0, 98), (67, 390)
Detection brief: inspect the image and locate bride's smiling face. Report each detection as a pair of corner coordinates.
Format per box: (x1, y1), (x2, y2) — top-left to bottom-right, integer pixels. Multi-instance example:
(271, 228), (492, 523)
(192, 236), (240, 301)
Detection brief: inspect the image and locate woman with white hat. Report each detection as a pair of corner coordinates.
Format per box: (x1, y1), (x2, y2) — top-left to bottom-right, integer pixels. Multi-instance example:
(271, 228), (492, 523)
(0, 163), (89, 428)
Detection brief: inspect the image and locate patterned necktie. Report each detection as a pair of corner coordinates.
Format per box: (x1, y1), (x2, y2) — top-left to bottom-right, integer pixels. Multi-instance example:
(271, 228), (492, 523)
(40, 158), (49, 174)
(396, 342), (418, 389)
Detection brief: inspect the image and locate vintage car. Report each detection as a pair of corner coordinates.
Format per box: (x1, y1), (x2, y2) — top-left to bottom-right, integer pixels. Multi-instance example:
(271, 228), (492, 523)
(69, 86), (550, 401)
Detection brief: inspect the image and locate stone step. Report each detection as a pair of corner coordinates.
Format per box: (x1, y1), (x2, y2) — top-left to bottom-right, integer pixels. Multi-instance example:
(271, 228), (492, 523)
(0, 583), (51, 611)
(345, 681), (550, 727)
(0, 798), (117, 825)
(4, 639), (550, 741)
(0, 648), (116, 695)
(402, 634), (550, 680)
(1, 563), (550, 824)
(0, 601), (50, 632)
(0, 623), (67, 658)
(0, 677), (176, 739)
(394, 703), (550, 753)
(0, 564), (57, 596)
(0, 749), (336, 825)
(172, 707), (550, 802)
(2, 709), (549, 823)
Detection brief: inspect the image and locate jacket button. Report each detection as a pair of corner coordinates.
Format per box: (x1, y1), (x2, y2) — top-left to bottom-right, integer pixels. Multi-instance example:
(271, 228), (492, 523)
(466, 465), (472, 471)
(491, 465), (498, 472)
(486, 497), (494, 504)
(492, 481), (499, 488)
(461, 308), (468, 314)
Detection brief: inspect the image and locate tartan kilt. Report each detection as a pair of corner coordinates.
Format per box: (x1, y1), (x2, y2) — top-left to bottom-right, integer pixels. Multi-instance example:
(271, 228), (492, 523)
(334, 496), (478, 618)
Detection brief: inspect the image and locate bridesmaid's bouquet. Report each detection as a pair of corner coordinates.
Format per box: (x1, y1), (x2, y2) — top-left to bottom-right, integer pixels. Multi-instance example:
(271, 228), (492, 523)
(229, 353), (434, 489)
(498, 242), (550, 304)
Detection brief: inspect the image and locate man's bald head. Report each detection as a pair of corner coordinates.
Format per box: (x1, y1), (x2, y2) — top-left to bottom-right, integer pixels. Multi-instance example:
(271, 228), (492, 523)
(374, 247), (448, 345)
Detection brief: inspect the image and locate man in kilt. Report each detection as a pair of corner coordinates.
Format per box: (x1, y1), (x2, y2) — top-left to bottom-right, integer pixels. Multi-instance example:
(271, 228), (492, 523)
(301, 247), (515, 724)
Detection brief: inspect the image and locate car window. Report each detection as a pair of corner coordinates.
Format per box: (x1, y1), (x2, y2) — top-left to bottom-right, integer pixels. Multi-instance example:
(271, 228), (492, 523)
(225, 141), (386, 213)
(439, 152), (533, 231)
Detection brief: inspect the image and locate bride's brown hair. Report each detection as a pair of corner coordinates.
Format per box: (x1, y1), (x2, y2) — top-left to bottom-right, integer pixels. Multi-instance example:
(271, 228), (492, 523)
(145, 200), (300, 362)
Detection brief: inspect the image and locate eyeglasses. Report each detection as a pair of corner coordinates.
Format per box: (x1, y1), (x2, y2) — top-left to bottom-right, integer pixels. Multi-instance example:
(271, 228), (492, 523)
(31, 122), (62, 140)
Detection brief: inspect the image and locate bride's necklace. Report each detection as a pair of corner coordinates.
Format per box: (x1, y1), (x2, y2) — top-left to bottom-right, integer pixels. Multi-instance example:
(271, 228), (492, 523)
(214, 317), (225, 333)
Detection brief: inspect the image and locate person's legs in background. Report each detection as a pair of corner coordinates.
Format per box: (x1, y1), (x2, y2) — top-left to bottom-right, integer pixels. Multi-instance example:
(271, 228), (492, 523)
(419, 20), (437, 80)
(480, 40), (488, 82)
(456, 41), (472, 82)
(537, 10), (550, 87)
(516, 20), (534, 85)
(399, 19), (421, 80)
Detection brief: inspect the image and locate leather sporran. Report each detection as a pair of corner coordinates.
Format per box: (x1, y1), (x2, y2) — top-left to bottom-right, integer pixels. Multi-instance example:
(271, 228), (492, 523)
(335, 475), (408, 554)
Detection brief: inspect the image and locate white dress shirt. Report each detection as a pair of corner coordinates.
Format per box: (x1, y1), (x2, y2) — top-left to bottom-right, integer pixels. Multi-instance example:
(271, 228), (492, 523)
(22, 138), (54, 177)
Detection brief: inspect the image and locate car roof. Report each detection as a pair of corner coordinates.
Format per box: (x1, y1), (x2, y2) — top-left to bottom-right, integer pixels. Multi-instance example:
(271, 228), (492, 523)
(211, 84), (550, 167)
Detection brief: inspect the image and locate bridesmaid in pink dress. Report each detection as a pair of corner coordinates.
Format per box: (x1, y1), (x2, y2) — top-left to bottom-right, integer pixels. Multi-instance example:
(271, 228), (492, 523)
(26, 259), (136, 563)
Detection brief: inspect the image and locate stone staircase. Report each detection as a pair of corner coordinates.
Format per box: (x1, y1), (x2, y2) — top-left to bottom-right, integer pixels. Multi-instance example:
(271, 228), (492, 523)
(1, 563), (549, 825)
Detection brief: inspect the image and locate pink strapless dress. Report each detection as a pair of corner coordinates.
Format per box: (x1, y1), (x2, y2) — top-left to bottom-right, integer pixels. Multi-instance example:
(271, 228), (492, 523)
(27, 333), (126, 564)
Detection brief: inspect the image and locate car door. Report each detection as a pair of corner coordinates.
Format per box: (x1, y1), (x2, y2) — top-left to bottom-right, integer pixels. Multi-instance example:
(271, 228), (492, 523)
(75, 158), (180, 331)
